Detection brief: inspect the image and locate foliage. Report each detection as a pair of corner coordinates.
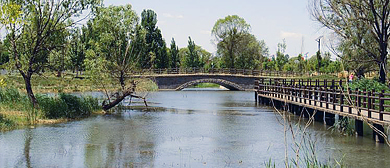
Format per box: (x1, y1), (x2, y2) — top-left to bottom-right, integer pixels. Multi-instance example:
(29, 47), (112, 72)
(349, 78), (389, 92)
(184, 37), (200, 68)
(311, 0), (390, 83)
(331, 117), (355, 136)
(169, 38), (180, 68)
(179, 43), (212, 68)
(2, 0), (100, 107)
(85, 4), (139, 88)
(140, 9), (168, 68)
(0, 114), (16, 131)
(212, 15), (257, 68)
(275, 40), (289, 71)
(37, 94), (100, 119)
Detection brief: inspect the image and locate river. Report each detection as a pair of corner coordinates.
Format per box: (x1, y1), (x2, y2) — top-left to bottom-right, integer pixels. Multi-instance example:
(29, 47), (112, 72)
(0, 89), (389, 167)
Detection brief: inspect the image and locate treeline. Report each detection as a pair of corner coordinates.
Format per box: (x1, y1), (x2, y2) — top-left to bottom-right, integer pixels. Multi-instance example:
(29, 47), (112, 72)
(0, 5), (342, 75)
(0, 1), (345, 108)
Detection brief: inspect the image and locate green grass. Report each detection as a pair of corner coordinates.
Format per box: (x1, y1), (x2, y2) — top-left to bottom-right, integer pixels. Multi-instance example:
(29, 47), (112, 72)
(0, 87), (102, 131)
(191, 83), (220, 88)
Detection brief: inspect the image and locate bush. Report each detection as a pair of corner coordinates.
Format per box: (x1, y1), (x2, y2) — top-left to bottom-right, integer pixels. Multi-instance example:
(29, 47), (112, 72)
(37, 93), (100, 119)
(0, 114), (15, 131)
(349, 78), (389, 92)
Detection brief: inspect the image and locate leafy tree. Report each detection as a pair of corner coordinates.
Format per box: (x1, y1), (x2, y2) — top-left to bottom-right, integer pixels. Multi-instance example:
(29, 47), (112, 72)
(212, 15), (251, 68)
(2, 0), (99, 107)
(84, 4), (144, 111)
(141, 9), (168, 68)
(275, 40), (289, 71)
(0, 40), (9, 65)
(169, 38), (180, 68)
(68, 28), (86, 77)
(315, 51), (322, 72)
(184, 37), (199, 68)
(235, 34), (265, 69)
(311, 0), (390, 83)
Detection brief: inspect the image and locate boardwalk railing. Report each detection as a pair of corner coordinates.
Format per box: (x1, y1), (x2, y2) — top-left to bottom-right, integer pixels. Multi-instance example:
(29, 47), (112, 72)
(131, 68), (332, 77)
(255, 78), (390, 125)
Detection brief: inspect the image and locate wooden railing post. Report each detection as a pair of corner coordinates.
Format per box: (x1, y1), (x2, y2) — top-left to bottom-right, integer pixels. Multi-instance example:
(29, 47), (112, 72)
(348, 88), (352, 114)
(379, 90), (384, 121)
(333, 87), (336, 110)
(357, 89), (361, 116)
(340, 89), (344, 113)
(325, 87), (329, 109)
(368, 91), (372, 118)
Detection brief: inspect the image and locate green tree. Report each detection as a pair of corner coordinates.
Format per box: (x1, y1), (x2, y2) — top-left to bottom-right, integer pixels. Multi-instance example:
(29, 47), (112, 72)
(235, 34), (265, 69)
(84, 5), (143, 111)
(311, 0), (390, 83)
(141, 9), (168, 68)
(275, 40), (289, 71)
(169, 38), (180, 68)
(2, 0), (99, 107)
(212, 15), (251, 68)
(185, 37), (199, 68)
(0, 40), (9, 65)
(68, 28), (86, 77)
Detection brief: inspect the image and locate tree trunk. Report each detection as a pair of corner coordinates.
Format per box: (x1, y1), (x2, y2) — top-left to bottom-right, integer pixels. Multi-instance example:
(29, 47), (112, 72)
(379, 61), (386, 83)
(23, 74), (38, 108)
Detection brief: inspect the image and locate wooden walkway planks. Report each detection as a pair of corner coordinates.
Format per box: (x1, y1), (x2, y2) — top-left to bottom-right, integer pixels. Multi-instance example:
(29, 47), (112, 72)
(255, 78), (390, 126)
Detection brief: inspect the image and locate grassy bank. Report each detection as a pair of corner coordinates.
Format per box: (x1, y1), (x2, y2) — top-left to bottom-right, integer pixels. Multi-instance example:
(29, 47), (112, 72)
(0, 87), (102, 131)
(0, 73), (158, 132)
(4, 73), (158, 93)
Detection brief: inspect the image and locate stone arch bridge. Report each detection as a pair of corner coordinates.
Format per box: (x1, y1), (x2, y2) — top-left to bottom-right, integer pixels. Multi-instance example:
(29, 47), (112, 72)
(133, 68), (300, 91)
(151, 74), (257, 91)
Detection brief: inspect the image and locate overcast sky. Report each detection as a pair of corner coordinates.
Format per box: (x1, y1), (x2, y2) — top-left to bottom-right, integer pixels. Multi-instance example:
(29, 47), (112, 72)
(104, 0), (328, 59)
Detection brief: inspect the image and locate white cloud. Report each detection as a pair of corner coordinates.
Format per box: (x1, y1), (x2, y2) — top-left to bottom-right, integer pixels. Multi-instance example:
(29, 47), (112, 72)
(163, 13), (184, 19)
(280, 31), (302, 38)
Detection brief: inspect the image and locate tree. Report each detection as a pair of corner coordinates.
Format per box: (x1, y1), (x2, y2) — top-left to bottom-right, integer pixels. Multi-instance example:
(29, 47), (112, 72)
(84, 4), (147, 111)
(2, 0), (99, 107)
(316, 51), (322, 73)
(275, 40), (289, 71)
(212, 15), (251, 68)
(184, 37), (199, 68)
(68, 28), (86, 77)
(141, 9), (168, 68)
(311, 0), (390, 83)
(169, 38), (180, 68)
(235, 34), (265, 69)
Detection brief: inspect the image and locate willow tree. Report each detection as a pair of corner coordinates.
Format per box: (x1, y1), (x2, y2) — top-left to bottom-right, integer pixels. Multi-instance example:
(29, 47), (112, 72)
(1, 0), (100, 107)
(311, 0), (390, 83)
(84, 5), (146, 111)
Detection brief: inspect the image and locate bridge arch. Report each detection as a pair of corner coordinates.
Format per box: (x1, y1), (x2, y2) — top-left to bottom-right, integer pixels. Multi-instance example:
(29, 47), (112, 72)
(175, 78), (245, 91)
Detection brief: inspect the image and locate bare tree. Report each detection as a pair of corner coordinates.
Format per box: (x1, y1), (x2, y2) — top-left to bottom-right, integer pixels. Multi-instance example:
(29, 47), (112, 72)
(311, 0), (390, 83)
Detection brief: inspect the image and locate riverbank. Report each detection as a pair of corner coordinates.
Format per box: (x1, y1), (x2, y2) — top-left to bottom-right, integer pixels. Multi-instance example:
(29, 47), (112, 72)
(3, 73), (158, 93)
(0, 74), (157, 132)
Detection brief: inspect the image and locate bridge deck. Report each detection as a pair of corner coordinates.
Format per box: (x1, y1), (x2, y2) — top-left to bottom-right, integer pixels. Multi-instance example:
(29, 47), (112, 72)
(255, 78), (390, 126)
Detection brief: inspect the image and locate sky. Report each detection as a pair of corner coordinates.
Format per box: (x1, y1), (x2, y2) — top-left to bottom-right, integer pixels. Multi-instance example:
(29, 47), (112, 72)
(86, 0), (331, 59)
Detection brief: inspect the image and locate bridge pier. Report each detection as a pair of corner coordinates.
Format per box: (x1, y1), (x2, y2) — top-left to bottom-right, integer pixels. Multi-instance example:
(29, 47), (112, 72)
(324, 112), (335, 126)
(373, 124), (385, 143)
(355, 119), (364, 136)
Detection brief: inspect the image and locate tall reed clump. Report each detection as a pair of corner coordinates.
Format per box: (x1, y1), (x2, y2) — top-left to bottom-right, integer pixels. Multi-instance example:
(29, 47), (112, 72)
(0, 87), (101, 131)
(37, 93), (100, 119)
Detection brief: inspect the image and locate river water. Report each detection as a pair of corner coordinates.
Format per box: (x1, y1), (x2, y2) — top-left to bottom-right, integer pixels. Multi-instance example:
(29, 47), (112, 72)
(0, 89), (389, 167)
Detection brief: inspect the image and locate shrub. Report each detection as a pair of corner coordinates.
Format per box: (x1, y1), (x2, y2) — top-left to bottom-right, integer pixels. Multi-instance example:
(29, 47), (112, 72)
(349, 78), (389, 92)
(37, 93), (101, 119)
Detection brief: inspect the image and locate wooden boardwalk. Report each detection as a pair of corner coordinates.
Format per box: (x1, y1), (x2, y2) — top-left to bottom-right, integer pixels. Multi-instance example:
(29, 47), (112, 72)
(255, 78), (390, 142)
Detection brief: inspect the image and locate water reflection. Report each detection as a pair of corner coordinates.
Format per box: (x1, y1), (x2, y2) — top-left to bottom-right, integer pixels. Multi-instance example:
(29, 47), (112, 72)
(0, 90), (389, 167)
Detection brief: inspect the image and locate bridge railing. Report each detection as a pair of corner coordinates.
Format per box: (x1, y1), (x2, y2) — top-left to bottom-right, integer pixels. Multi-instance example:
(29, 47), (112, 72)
(131, 68), (318, 77)
(255, 78), (390, 124)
